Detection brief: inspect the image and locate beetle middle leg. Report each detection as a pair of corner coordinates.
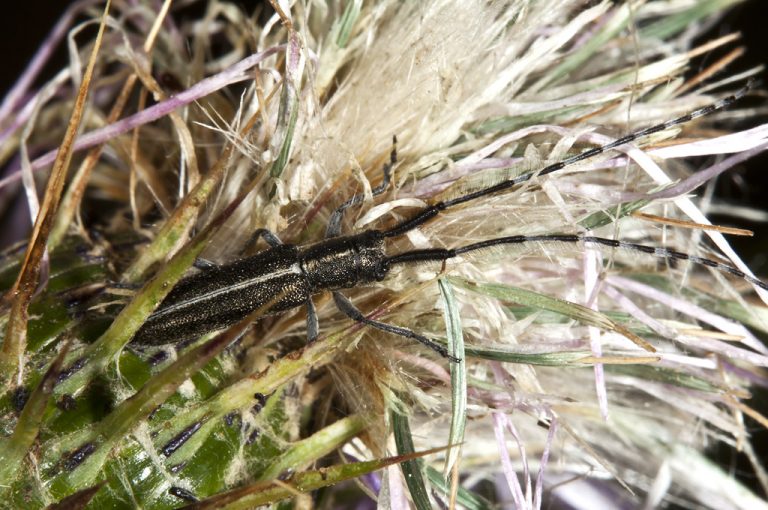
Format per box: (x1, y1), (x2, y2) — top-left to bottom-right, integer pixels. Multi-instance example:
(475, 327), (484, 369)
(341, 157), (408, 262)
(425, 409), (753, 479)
(193, 258), (219, 270)
(240, 228), (320, 342)
(306, 297), (319, 343)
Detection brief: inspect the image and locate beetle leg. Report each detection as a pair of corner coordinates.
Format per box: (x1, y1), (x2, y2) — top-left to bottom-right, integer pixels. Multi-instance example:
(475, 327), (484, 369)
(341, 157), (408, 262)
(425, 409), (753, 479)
(193, 258), (218, 270)
(244, 228), (283, 252)
(332, 291), (460, 363)
(325, 136), (396, 239)
(306, 297), (319, 343)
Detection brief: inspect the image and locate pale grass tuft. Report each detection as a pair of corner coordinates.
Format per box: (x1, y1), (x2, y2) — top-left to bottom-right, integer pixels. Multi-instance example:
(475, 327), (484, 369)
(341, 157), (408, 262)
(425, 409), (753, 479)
(2, 0), (768, 508)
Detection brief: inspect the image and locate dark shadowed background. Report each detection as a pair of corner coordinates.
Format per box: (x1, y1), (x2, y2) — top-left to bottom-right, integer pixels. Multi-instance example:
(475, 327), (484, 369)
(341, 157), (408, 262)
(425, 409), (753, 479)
(1, 0), (766, 266)
(0, 0), (766, 501)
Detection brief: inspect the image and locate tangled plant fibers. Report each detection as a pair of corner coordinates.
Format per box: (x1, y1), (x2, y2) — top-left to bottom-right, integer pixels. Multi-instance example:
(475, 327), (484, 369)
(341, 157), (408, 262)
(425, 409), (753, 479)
(0, 0), (767, 508)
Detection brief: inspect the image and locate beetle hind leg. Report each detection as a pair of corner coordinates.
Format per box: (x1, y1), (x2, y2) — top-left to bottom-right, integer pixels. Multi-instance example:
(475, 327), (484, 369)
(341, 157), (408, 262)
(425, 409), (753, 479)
(332, 291), (460, 363)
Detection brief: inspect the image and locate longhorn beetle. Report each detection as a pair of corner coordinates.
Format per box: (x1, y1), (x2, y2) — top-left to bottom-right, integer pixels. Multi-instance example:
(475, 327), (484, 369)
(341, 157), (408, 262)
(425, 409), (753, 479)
(132, 82), (766, 362)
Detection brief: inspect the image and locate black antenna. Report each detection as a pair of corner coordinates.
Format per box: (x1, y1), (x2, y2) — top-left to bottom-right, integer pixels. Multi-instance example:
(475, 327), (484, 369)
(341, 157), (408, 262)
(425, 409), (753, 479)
(385, 234), (768, 292)
(383, 81), (754, 239)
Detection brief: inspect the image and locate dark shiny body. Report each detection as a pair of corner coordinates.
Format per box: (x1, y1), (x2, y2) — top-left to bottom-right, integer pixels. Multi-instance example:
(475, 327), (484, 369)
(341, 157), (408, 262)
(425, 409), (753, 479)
(133, 231), (388, 345)
(128, 88), (755, 359)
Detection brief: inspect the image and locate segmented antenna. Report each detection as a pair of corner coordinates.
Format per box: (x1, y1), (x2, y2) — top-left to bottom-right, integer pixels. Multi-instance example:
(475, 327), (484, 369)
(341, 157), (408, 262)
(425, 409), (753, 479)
(384, 81), (754, 238)
(386, 234), (768, 292)
(383, 81), (766, 295)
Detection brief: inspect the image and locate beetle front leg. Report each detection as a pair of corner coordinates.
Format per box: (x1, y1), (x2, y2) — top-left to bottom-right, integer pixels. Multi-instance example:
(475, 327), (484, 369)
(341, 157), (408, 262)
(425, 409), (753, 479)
(245, 228), (283, 251)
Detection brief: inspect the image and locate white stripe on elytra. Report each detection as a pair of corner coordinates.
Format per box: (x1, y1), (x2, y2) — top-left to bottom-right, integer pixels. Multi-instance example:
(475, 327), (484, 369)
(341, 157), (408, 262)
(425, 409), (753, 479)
(148, 262), (304, 319)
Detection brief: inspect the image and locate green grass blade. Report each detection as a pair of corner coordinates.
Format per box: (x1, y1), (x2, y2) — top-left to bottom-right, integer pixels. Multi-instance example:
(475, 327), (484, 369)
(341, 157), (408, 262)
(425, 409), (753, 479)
(259, 414), (366, 481)
(0, 341), (70, 485)
(425, 465), (492, 510)
(180, 447), (448, 510)
(334, 0), (362, 48)
(391, 406), (434, 510)
(578, 200), (650, 230)
(534, 2), (627, 89)
(438, 279), (466, 480)
(640, 0), (741, 40)
(606, 364), (721, 392)
(463, 345), (592, 365)
(450, 276), (656, 352)
(270, 31), (302, 178)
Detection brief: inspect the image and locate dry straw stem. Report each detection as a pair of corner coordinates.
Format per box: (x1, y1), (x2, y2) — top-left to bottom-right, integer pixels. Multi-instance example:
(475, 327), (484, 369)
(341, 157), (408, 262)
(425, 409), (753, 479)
(2, 0), (768, 509)
(0, 0), (111, 387)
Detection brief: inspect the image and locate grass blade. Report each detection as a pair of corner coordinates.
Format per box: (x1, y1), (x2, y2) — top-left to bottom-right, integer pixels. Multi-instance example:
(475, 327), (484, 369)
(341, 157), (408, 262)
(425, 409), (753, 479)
(270, 30), (302, 178)
(258, 414), (366, 481)
(391, 406), (434, 510)
(438, 278), (466, 486)
(180, 447), (448, 510)
(0, 340), (70, 485)
(0, 0), (111, 386)
(425, 465), (492, 510)
(450, 276), (656, 352)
